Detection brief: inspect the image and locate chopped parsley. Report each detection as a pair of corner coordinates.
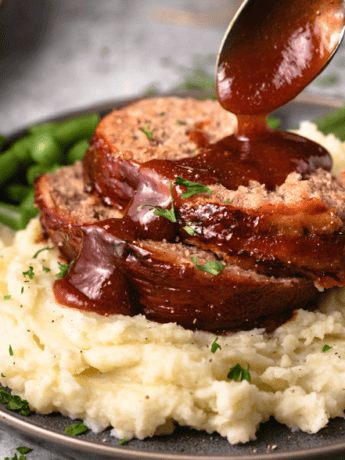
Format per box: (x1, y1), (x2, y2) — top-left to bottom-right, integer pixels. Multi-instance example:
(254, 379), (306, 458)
(174, 176), (212, 199)
(174, 120), (187, 126)
(192, 257), (226, 275)
(267, 116), (280, 130)
(183, 225), (194, 236)
(4, 295), (11, 300)
(1, 373), (5, 377)
(142, 183), (176, 223)
(227, 363), (251, 382)
(0, 388), (31, 415)
(140, 124), (154, 139)
(22, 266), (34, 279)
(32, 246), (55, 259)
(322, 344), (332, 352)
(224, 198), (230, 204)
(42, 266), (51, 273)
(9, 345), (13, 356)
(119, 437), (127, 445)
(211, 337), (221, 353)
(5, 446), (32, 460)
(21, 287), (24, 294)
(64, 421), (88, 436)
(55, 260), (74, 279)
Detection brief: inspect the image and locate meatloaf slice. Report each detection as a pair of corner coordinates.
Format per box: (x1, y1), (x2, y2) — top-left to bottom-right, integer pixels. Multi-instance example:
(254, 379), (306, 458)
(123, 164), (345, 288)
(83, 97), (345, 288)
(35, 161), (123, 261)
(35, 162), (318, 331)
(173, 170), (345, 288)
(83, 97), (237, 208)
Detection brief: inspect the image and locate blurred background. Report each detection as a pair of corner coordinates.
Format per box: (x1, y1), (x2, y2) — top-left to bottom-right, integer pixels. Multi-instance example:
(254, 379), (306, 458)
(0, 1), (345, 458)
(1, 0), (345, 136)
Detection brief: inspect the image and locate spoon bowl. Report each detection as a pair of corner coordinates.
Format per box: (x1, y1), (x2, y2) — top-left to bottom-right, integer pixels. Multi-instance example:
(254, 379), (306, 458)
(216, 0), (345, 115)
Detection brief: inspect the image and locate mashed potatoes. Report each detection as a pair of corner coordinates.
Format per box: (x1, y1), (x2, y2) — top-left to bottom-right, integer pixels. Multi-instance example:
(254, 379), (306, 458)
(1, 123), (345, 445)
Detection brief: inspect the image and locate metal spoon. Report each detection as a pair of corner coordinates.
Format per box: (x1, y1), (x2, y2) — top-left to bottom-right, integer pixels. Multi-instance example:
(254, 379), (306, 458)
(216, 0), (345, 115)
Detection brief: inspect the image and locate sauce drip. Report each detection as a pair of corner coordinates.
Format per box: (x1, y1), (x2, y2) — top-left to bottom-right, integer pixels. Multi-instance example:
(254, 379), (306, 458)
(52, 0), (345, 328)
(216, 0), (345, 115)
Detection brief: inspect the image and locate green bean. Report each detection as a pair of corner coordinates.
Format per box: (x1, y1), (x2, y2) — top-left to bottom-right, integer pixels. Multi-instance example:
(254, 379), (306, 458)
(0, 112), (101, 230)
(31, 133), (63, 165)
(26, 164), (48, 184)
(26, 163), (61, 184)
(20, 189), (39, 220)
(27, 113), (99, 148)
(51, 113), (100, 147)
(0, 202), (30, 230)
(6, 184), (31, 202)
(27, 121), (55, 135)
(10, 136), (35, 162)
(46, 163), (62, 174)
(314, 106), (345, 135)
(0, 151), (20, 185)
(20, 189), (35, 209)
(66, 139), (89, 164)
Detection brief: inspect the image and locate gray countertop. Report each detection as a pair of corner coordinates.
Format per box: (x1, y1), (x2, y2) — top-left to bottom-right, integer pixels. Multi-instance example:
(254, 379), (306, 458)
(1, 1), (345, 459)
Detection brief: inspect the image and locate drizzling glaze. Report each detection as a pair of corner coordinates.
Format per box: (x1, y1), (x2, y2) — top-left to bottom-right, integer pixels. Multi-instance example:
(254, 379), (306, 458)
(52, 0), (345, 330)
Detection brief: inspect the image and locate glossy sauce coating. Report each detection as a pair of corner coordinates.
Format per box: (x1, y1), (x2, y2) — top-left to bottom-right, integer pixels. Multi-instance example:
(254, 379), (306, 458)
(53, 220), (318, 331)
(216, 0), (345, 115)
(52, 0), (345, 329)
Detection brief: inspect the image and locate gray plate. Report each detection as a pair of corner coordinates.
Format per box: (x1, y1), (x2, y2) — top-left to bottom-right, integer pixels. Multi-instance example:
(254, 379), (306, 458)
(1, 91), (345, 460)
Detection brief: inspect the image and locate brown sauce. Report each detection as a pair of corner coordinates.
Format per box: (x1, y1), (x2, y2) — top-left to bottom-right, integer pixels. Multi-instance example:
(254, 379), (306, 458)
(52, 1), (344, 329)
(53, 220), (318, 331)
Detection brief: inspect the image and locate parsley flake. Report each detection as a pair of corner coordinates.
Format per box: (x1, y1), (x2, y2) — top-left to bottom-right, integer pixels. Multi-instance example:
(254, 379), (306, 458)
(1, 373), (5, 377)
(16, 447), (32, 455)
(55, 260), (74, 279)
(42, 266), (51, 273)
(211, 337), (221, 353)
(174, 176), (212, 199)
(0, 388), (31, 415)
(267, 116), (280, 130)
(5, 446), (32, 460)
(174, 120), (187, 126)
(4, 295), (11, 300)
(22, 266), (34, 279)
(143, 184), (176, 223)
(227, 363), (251, 382)
(140, 125), (153, 139)
(224, 198), (230, 204)
(183, 225), (194, 236)
(9, 345), (13, 356)
(192, 257), (226, 275)
(21, 287), (24, 294)
(33, 246), (55, 259)
(64, 421), (88, 436)
(322, 344), (332, 352)
(119, 437), (127, 445)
